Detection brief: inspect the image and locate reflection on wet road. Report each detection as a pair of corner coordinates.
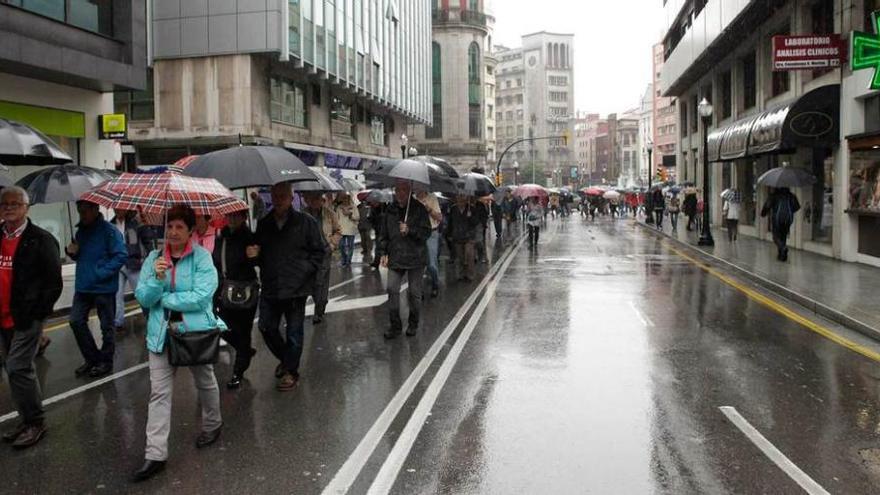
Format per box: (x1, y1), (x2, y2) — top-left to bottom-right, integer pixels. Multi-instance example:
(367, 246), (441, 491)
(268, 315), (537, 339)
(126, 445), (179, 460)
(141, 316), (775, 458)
(3, 217), (880, 494)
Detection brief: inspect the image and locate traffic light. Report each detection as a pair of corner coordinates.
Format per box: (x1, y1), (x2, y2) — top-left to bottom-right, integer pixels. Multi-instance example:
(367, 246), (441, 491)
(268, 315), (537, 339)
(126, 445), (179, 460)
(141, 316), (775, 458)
(495, 173), (503, 186)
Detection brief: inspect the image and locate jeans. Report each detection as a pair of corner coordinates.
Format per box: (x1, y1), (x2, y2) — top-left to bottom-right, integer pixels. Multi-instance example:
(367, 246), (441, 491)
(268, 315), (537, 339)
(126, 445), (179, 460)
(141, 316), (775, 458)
(339, 235), (355, 266)
(387, 268), (423, 332)
(0, 320), (44, 425)
(772, 226), (790, 259)
(114, 267), (140, 327)
(669, 212), (679, 230)
(70, 292), (116, 366)
(426, 230), (440, 290)
(527, 224), (541, 246)
(218, 304), (258, 375)
(359, 228), (373, 261)
(258, 297), (307, 375)
(312, 253), (332, 317)
(145, 350), (221, 461)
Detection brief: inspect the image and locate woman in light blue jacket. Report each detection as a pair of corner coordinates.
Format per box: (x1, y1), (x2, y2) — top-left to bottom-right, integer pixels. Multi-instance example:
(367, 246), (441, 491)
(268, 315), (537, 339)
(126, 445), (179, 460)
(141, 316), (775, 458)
(132, 204), (227, 483)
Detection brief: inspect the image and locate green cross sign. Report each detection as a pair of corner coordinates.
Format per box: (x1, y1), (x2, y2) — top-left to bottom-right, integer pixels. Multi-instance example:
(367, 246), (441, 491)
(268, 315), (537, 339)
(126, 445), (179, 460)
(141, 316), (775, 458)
(852, 11), (880, 89)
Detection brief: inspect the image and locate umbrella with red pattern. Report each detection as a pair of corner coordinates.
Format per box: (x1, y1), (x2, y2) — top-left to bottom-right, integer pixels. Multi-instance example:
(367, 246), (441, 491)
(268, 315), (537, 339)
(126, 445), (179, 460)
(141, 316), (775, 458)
(512, 183), (549, 200)
(79, 172), (247, 224)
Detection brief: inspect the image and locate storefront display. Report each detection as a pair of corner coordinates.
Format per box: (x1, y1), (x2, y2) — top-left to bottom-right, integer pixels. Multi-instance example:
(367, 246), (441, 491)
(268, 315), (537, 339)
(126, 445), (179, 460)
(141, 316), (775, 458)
(850, 150), (880, 212)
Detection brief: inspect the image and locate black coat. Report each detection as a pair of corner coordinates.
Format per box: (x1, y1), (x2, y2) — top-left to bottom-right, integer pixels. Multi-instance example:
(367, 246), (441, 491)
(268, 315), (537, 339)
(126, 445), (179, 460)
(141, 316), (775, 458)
(213, 226), (258, 283)
(9, 221), (63, 328)
(377, 197), (432, 270)
(255, 209), (326, 300)
(683, 194), (697, 216)
(446, 204), (479, 242)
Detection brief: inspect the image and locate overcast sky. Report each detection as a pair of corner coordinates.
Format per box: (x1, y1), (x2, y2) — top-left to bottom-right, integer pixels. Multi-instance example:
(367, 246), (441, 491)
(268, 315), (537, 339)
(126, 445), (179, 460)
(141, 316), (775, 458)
(491, 1), (666, 116)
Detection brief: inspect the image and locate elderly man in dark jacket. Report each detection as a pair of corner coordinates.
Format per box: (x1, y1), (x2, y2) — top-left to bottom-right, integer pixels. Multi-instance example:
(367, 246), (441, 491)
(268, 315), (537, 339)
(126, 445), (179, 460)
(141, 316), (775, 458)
(446, 195), (479, 281)
(255, 183), (326, 391)
(377, 181), (432, 339)
(0, 186), (62, 449)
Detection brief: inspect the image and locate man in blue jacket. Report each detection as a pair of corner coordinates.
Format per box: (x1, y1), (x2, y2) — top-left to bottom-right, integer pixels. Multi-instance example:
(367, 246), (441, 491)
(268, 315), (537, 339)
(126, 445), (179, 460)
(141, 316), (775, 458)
(66, 201), (127, 378)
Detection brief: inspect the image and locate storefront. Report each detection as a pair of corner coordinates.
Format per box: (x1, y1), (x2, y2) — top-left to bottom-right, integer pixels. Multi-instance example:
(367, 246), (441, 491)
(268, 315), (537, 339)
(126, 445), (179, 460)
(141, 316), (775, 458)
(708, 85), (840, 251)
(845, 134), (880, 258)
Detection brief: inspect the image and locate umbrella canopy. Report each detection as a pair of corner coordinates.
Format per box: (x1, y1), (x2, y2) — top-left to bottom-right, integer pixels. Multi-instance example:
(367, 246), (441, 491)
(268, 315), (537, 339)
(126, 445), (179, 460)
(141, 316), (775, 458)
(721, 188), (742, 203)
(408, 155), (460, 178)
(581, 187), (603, 196)
(0, 119), (72, 166)
(603, 190), (621, 200)
(79, 172), (247, 224)
(512, 183), (548, 200)
(16, 164), (118, 204)
(183, 146), (320, 189)
(340, 177), (365, 192)
(455, 172), (497, 197)
(0, 174), (14, 188)
(757, 166), (816, 188)
(365, 158), (455, 193)
(362, 189), (393, 204)
(291, 169), (344, 193)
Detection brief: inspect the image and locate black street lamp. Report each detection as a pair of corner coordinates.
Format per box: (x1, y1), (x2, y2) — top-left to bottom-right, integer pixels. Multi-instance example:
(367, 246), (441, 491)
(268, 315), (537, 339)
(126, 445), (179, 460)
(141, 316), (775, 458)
(698, 97), (715, 246)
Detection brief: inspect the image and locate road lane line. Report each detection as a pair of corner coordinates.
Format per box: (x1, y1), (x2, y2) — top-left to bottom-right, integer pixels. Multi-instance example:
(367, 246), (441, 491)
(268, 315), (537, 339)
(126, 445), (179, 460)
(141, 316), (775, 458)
(321, 235), (526, 495)
(664, 243), (880, 363)
(628, 301), (655, 327)
(329, 275), (365, 292)
(719, 406), (830, 495)
(0, 362), (151, 425)
(366, 233), (524, 495)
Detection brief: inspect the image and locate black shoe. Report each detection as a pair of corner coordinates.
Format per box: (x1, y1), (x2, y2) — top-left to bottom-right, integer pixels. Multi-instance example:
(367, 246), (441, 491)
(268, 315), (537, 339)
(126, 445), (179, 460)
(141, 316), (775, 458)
(196, 425), (222, 449)
(89, 363), (113, 378)
(132, 460), (166, 482)
(384, 329), (400, 340)
(406, 324), (418, 337)
(226, 374), (243, 389)
(75, 363), (93, 377)
(274, 364), (285, 378)
(2, 422), (28, 443)
(11, 423), (46, 449)
(312, 315), (323, 325)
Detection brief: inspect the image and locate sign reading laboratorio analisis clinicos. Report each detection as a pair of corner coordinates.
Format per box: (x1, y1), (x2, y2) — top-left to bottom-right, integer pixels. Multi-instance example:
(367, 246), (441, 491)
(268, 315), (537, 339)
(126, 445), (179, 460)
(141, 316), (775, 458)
(772, 35), (846, 71)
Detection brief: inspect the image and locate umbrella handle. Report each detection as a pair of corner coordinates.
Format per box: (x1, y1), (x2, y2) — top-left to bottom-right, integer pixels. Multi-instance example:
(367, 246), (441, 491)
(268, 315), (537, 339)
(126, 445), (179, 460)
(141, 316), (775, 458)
(404, 180), (412, 223)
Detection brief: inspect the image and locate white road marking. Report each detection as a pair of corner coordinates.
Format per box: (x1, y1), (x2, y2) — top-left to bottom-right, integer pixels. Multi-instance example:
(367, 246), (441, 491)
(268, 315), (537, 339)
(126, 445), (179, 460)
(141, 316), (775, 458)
(0, 362), (151, 425)
(321, 237), (525, 495)
(329, 275), (365, 292)
(628, 301), (655, 327)
(366, 234), (523, 495)
(719, 406), (830, 495)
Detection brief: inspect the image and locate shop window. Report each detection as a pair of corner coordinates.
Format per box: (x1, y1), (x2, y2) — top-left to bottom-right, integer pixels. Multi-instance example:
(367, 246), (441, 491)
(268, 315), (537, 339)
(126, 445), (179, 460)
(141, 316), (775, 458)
(805, 150), (834, 243)
(850, 151), (880, 213)
(114, 68), (154, 121)
(270, 77), (308, 128)
(865, 95), (880, 133)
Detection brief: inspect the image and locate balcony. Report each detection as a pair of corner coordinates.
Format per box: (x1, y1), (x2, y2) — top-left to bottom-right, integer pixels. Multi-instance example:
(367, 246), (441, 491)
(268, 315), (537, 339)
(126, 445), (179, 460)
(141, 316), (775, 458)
(432, 8), (488, 30)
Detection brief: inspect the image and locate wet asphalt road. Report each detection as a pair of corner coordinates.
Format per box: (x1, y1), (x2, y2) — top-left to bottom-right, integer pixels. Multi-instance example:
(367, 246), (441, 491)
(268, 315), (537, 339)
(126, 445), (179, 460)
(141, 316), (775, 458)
(2, 216), (880, 494)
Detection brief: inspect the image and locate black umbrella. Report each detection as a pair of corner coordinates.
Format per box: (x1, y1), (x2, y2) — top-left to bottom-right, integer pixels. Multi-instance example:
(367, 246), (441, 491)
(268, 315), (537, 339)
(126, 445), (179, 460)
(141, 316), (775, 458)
(0, 174), (13, 188)
(409, 155), (460, 178)
(291, 169), (344, 193)
(16, 164), (117, 204)
(183, 146), (320, 189)
(757, 166), (816, 188)
(455, 172), (497, 197)
(365, 158), (457, 194)
(0, 119), (73, 166)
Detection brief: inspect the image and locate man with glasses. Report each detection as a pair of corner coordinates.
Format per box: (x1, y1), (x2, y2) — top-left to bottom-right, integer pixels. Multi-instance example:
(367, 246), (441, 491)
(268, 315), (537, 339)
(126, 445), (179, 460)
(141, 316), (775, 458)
(0, 187), (62, 449)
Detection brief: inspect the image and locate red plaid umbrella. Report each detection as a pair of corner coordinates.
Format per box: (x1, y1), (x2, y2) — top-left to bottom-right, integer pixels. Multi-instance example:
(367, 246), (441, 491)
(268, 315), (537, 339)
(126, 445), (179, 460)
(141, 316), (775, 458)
(79, 172), (247, 225)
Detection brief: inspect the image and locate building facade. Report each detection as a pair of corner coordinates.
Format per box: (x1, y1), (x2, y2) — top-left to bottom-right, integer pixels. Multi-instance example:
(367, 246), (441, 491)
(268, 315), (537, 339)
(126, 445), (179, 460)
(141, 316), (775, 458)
(652, 42), (678, 182)
(0, 0), (148, 250)
(128, 0), (431, 174)
(494, 32), (575, 186)
(412, 0), (494, 172)
(617, 111), (641, 188)
(659, 0), (880, 266)
(638, 83), (654, 187)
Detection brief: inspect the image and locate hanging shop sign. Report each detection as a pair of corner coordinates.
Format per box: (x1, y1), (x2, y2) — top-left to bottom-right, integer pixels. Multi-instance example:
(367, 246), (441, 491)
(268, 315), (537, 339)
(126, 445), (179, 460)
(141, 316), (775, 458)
(852, 11), (880, 90)
(98, 113), (127, 139)
(772, 35), (845, 71)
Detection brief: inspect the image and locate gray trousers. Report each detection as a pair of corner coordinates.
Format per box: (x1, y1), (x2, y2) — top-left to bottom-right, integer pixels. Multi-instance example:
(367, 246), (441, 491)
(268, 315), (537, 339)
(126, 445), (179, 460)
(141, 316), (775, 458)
(312, 252), (332, 316)
(0, 320), (44, 425)
(386, 267), (423, 331)
(145, 350), (222, 461)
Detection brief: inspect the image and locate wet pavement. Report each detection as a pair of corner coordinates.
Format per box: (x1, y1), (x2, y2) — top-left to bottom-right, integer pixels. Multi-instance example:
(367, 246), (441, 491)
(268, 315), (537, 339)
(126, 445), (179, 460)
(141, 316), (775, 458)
(3, 216), (880, 494)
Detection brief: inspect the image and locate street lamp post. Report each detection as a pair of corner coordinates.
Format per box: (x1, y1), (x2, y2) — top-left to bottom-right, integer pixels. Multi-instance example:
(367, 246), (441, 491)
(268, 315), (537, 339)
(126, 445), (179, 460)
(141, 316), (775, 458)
(698, 98), (715, 246)
(646, 140), (654, 224)
(400, 134), (408, 159)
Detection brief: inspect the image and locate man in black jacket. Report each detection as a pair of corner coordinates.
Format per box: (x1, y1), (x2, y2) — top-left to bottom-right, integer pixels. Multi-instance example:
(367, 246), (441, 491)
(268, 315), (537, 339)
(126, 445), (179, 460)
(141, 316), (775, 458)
(446, 195), (479, 281)
(254, 183), (326, 391)
(377, 181), (432, 339)
(0, 186), (62, 449)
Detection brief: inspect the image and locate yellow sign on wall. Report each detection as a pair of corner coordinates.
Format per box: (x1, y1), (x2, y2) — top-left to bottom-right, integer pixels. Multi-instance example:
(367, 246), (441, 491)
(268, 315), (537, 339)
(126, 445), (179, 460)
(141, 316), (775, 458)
(99, 113), (127, 139)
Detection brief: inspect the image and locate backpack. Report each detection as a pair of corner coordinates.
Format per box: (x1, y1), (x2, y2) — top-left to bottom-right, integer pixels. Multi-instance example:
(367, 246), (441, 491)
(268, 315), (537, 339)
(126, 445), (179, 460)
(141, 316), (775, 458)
(773, 196), (794, 227)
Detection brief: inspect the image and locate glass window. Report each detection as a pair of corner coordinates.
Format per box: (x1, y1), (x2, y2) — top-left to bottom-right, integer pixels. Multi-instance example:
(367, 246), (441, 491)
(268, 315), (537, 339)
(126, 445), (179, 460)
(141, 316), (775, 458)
(468, 43), (481, 105)
(370, 115), (387, 146)
(114, 68), (154, 121)
(270, 77), (308, 128)
(720, 71), (732, 119)
(8, 0), (113, 36)
(811, 0), (835, 78)
(741, 51), (757, 110)
(427, 42), (442, 139)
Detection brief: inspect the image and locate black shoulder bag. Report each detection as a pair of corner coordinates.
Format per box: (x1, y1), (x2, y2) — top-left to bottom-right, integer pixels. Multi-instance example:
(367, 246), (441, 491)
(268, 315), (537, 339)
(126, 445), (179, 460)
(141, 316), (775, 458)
(166, 256), (221, 367)
(218, 236), (260, 311)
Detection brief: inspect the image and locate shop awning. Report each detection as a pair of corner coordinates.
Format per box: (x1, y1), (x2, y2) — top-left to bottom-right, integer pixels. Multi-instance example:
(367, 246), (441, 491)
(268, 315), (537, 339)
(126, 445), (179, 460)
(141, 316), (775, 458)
(709, 84), (840, 162)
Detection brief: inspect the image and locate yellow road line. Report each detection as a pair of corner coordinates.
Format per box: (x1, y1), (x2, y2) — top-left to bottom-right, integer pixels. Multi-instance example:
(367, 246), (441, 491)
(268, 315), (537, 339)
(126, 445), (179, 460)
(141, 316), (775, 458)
(44, 302), (142, 333)
(665, 242), (880, 364)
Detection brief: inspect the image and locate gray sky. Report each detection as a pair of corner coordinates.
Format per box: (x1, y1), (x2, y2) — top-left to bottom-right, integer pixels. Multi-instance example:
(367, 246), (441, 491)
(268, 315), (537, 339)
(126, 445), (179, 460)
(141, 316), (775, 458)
(491, 1), (665, 116)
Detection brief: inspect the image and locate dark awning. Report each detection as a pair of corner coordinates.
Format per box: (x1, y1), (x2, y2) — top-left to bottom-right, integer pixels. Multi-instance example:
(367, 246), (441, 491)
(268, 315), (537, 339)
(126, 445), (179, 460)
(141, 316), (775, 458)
(709, 84), (840, 162)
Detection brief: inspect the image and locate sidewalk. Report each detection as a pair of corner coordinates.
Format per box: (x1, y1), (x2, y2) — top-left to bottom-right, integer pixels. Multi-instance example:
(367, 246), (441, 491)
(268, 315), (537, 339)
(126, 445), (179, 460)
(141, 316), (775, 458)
(637, 216), (880, 339)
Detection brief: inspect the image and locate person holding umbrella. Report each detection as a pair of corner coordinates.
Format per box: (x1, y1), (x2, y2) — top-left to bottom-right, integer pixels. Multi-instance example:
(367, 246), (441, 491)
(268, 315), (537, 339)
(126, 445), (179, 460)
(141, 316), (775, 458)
(302, 192), (342, 324)
(446, 195), (479, 282)
(683, 187), (698, 230)
(722, 189), (742, 242)
(0, 186), (62, 449)
(416, 190), (443, 298)
(255, 183), (326, 390)
(377, 180), (432, 339)
(66, 200), (127, 379)
(667, 192), (681, 231)
(761, 187), (800, 261)
(111, 209), (157, 333)
(334, 193), (360, 268)
(651, 187), (666, 230)
(526, 197), (544, 248)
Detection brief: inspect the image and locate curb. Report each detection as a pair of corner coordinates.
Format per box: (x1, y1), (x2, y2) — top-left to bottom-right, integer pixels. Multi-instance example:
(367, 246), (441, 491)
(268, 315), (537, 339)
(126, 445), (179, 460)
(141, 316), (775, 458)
(636, 222), (880, 342)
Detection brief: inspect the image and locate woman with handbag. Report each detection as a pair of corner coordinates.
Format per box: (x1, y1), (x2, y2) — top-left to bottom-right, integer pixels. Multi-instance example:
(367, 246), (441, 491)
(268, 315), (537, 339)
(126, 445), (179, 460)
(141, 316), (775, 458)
(213, 210), (260, 389)
(133, 204), (227, 483)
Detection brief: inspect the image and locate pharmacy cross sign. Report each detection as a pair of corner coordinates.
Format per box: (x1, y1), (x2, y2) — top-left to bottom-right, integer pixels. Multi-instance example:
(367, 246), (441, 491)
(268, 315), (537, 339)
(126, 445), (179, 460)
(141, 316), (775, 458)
(852, 11), (880, 89)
